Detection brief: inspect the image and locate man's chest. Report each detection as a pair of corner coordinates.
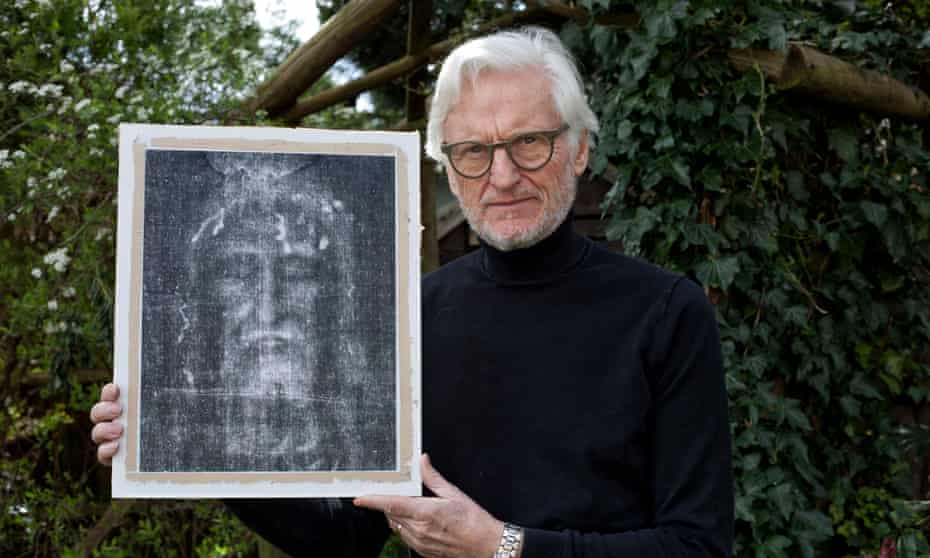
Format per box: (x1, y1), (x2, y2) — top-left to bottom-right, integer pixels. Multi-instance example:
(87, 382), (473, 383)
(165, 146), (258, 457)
(420, 287), (656, 525)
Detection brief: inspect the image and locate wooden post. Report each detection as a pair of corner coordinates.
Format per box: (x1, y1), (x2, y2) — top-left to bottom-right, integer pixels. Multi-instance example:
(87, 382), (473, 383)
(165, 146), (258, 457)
(406, 0), (439, 273)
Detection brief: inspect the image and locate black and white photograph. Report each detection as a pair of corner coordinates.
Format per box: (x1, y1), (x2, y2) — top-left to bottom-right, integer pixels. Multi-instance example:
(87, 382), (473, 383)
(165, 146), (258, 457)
(113, 125), (421, 498)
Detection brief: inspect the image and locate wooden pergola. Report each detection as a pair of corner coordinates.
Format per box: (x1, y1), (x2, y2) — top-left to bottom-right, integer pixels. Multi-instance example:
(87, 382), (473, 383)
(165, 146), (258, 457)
(248, 0), (930, 274)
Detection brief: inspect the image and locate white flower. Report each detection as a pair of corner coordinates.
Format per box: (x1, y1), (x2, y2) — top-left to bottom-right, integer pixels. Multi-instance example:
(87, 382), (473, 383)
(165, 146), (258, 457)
(74, 98), (91, 112)
(87, 123), (99, 132)
(94, 227), (111, 241)
(60, 60), (74, 73)
(43, 321), (67, 334)
(36, 83), (63, 97)
(48, 299), (58, 311)
(89, 148), (103, 156)
(46, 206), (60, 222)
(47, 168), (66, 181)
(62, 286), (76, 298)
(0, 149), (7, 161)
(12, 150), (25, 159)
(879, 118), (891, 130)
(894, 174), (902, 182)
(32, 268), (42, 278)
(136, 107), (149, 120)
(9, 81), (32, 94)
(106, 113), (122, 124)
(912, 167), (919, 177)
(43, 247), (71, 272)
(27, 177), (37, 187)
(7, 213), (15, 222)
(114, 85), (129, 99)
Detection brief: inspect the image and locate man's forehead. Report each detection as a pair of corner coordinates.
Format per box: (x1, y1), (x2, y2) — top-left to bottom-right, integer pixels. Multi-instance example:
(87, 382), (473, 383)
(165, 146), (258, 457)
(190, 193), (344, 251)
(444, 68), (559, 138)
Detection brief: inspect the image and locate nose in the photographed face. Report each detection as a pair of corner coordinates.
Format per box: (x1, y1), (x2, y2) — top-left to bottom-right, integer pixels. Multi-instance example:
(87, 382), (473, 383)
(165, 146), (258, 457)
(487, 147), (521, 190)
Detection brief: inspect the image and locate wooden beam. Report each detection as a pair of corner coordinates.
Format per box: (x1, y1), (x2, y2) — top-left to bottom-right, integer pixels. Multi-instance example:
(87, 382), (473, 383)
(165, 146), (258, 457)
(283, 7), (560, 122)
(729, 43), (930, 121)
(250, 0), (402, 116)
(405, 0), (440, 274)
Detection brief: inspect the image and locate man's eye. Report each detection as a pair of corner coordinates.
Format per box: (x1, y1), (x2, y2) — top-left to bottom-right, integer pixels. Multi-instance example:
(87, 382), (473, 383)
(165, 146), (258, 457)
(465, 144), (485, 155)
(517, 134), (538, 145)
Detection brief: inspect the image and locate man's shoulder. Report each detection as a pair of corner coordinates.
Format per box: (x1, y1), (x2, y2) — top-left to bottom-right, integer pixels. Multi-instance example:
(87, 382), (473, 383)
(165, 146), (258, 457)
(582, 241), (682, 291)
(422, 250), (481, 295)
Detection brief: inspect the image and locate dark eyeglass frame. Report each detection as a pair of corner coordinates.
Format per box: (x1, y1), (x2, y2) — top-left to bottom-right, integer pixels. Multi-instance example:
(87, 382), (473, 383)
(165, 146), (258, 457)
(440, 124), (570, 179)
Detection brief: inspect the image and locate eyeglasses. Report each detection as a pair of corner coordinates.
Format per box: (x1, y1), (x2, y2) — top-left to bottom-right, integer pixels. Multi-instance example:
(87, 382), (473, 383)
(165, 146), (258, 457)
(440, 124), (569, 179)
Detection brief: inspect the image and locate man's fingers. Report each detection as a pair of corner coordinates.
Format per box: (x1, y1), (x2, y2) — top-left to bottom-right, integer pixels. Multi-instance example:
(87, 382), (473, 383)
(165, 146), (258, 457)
(354, 495), (427, 519)
(91, 422), (123, 444)
(420, 453), (461, 499)
(97, 440), (119, 465)
(90, 401), (122, 424)
(100, 383), (119, 402)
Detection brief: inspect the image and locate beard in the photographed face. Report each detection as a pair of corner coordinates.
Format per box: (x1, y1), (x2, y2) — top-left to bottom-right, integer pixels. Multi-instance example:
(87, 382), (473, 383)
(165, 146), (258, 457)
(452, 159), (578, 252)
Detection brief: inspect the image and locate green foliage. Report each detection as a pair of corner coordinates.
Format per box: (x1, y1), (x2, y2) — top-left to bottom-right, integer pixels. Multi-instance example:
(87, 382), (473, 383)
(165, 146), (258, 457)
(0, 0), (297, 555)
(565, 0), (930, 555)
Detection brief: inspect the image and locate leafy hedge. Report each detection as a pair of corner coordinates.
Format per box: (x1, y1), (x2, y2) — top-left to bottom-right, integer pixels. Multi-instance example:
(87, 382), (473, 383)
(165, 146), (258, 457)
(564, 1), (930, 556)
(0, 0), (296, 555)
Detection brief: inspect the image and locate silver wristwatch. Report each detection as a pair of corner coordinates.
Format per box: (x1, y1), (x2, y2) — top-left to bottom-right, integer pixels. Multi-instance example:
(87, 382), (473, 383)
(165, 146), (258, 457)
(493, 523), (523, 558)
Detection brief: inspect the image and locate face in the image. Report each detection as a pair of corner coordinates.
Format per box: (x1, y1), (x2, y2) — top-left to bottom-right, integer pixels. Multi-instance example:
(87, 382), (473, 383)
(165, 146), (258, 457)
(442, 67), (589, 251)
(192, 193), (334, 397)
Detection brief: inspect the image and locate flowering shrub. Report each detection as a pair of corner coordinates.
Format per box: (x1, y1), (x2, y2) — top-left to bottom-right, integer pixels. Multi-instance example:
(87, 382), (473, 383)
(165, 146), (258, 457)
(0, 0), (296, 555)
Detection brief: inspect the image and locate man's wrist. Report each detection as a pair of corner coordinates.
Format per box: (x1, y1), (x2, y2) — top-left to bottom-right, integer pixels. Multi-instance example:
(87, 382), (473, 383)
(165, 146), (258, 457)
(492, 522), (523, 558)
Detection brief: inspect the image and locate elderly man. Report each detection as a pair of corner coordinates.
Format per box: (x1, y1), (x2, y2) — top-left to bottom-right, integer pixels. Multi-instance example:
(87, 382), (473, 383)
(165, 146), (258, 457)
(92, 27), (733, 557)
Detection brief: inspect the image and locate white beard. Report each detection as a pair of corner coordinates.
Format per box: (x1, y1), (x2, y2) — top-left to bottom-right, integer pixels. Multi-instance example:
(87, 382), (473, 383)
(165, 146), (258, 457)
(453, 163), (577, 252)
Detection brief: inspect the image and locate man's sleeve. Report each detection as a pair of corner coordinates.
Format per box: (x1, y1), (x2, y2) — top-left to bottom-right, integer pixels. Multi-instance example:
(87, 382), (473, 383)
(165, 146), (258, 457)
(224, 498), (391, 557)
(521, 278), (734, 558)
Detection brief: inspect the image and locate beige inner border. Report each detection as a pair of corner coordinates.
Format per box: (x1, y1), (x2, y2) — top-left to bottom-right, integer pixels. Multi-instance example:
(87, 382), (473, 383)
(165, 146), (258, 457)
(125, 136), (412, 484)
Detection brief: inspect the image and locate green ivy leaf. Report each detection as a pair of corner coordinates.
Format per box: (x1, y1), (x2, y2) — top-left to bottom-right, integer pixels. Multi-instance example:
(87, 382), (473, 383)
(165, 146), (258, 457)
(616, 120), (634, 141)
(784, 305), (808, 327)
(827, 128), (858, 163)
(860, 201), (888, 228)
(695, 255), (740, 290)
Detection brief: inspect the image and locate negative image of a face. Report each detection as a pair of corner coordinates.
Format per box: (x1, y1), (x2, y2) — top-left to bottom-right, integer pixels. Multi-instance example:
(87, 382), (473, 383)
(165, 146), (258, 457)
(140, 149), (396, 473)
(189, 190), (347, 395)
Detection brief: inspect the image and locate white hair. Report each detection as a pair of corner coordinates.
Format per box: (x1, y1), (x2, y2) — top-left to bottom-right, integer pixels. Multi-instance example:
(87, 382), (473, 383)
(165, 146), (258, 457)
(425, 26), (599, 162)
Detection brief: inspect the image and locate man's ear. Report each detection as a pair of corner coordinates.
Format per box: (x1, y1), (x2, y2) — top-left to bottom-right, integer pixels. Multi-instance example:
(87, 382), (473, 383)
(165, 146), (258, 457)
(572, 129), (590, 176)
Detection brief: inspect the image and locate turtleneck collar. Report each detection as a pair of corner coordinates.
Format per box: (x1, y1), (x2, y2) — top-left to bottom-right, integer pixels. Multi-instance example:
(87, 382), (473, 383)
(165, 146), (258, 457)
(479, 214), (589, 286)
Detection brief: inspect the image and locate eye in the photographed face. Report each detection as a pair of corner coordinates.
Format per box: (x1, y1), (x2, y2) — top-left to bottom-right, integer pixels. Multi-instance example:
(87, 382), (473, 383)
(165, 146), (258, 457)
(215, 252), (259, 296)
(460, 143), (486, 158)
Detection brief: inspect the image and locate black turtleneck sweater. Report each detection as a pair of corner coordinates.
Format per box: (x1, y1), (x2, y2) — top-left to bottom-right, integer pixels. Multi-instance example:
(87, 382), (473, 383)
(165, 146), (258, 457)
(227, 217), (734, 557)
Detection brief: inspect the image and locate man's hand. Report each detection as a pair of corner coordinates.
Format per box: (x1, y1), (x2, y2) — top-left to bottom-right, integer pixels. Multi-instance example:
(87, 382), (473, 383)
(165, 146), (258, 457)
(354, 454), (505, 558)
(90, 383), (123, 466)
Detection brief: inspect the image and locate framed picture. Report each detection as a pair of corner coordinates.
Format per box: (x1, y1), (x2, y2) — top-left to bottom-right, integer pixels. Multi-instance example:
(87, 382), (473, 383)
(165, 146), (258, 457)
(112, 124), (421, 498)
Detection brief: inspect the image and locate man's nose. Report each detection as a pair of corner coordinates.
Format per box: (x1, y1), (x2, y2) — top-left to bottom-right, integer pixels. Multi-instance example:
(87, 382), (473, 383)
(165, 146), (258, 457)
(257, 256), (279, 327)
(487, 147), (520, 190)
